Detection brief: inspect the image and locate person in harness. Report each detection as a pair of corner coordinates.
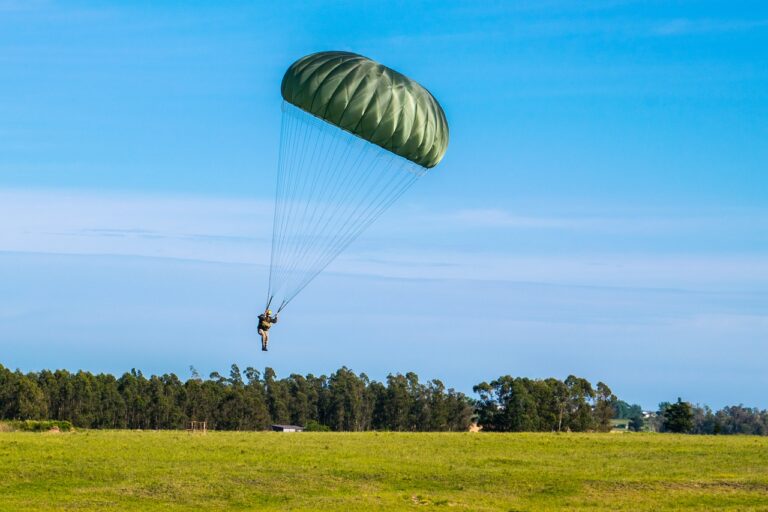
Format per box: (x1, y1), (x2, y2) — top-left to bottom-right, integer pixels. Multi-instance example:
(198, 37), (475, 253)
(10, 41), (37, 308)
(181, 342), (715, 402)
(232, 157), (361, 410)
(258, 309), (278, 351)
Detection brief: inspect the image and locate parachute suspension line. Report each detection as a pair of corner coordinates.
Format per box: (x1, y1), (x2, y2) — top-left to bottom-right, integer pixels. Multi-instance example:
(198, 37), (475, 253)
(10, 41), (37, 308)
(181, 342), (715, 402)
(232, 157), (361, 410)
(270, 107), (333, 294)
(282, 154), (420, 305)
(268, 103), (326, 301)
(273, 131), (390, 292)
(271, 108), (357, 291)
(272, 113), (370, 296)
(280, 168), (419, 310)
(269, 103), (314, 291)
(267, 104), (293, 304)
(268, 102), (318, 302)
(267, 102), (427, 309)
(266, 105), (291, 306)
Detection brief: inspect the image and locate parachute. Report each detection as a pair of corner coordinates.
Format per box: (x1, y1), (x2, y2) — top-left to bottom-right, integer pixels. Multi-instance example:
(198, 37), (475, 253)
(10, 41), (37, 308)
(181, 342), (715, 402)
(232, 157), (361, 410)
(266, 51), (449, 312)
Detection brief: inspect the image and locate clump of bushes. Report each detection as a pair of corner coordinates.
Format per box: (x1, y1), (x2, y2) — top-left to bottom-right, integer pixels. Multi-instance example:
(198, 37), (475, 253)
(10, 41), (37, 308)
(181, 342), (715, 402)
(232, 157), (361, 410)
(3, 420), (74, 432)
(304, 420), (331, 432)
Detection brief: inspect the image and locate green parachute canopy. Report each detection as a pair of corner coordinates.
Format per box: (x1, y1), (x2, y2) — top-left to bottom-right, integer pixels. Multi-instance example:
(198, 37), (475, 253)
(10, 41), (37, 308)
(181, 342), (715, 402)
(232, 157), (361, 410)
(281, 51), (449, 169)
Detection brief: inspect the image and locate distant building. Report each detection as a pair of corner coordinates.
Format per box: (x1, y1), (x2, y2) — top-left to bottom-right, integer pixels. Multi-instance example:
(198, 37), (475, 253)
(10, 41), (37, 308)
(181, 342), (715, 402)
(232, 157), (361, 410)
(271, 424), (304, 432)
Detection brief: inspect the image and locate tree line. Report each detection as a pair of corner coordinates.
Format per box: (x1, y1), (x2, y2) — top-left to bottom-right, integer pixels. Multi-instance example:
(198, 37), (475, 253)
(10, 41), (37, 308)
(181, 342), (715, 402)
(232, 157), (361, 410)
(645, 399), (768, 435)
(0, 364), (472, 431)
(1, 363), (765, 434)
(473, 375), (618, 432)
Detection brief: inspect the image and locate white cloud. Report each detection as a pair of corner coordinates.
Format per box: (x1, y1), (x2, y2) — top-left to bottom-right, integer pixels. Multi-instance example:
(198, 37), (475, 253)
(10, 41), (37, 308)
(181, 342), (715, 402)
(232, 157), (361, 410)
(652, 18), (768, 36)
(0, 188), (273, 264)
(389, 205), (768, 236)
(0, 0), (48, 12)
(432, 208), (578, 229)
(1, 188), (766, 293)
(377, 15), (768, 44)
(338, 250), (768, 291)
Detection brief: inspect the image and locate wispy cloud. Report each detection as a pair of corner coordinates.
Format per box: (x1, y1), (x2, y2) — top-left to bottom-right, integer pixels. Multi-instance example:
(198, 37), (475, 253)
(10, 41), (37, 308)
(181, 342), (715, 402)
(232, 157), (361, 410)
(652, 18), (768, 36)
(338, 249), (768, 291)
(398, 206), (768, 235)
(0, 0), (48, 12)
(2, 188), (766, 292)
(0, 188), (273, 264)
(377, 16), (768, 47)
(434, 209), (577, 229)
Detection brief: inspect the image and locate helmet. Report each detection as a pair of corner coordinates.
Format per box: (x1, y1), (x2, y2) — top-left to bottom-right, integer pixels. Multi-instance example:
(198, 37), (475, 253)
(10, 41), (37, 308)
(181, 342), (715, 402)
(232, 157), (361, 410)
(266, 310), (272, 315)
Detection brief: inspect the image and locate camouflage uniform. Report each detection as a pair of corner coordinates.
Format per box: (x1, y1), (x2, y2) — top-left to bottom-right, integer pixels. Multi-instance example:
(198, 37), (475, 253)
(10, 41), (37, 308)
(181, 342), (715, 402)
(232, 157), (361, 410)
(258, 313), (278, 351)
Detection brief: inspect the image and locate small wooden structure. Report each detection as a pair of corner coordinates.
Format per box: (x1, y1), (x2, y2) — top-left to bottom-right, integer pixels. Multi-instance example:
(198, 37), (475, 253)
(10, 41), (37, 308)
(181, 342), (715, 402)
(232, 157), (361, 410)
(271, 424), (304, 433)
(188, 421), (207, 434)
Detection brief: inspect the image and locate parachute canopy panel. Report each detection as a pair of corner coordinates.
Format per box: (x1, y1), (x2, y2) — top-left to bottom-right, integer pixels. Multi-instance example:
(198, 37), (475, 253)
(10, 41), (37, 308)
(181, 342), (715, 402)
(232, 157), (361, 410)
(281, 51), (449, 169)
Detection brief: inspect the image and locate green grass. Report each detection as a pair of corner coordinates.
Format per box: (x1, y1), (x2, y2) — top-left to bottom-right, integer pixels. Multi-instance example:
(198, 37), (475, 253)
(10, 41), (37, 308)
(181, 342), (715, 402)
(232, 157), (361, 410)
(1, 431), (767, 511)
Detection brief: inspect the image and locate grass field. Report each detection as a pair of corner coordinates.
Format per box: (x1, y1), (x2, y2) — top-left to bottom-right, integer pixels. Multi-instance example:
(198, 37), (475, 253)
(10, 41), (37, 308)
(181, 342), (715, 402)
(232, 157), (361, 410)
(1, 431), (767, 511)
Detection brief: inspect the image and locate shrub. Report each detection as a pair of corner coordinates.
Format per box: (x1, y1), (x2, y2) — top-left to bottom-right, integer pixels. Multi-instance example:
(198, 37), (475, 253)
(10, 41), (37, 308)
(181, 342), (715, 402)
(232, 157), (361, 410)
(9, 420), (74, 432)
(304, 420), (331, 432)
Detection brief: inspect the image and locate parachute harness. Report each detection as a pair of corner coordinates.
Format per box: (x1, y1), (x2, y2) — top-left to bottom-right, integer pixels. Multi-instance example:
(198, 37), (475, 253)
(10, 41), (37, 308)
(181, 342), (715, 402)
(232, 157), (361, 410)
(266, 102), (426, 311)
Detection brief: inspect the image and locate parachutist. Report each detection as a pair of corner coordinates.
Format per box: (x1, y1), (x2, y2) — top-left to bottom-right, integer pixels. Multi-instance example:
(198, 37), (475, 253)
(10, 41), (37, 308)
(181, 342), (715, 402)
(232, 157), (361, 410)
(258, 309), (278, 351)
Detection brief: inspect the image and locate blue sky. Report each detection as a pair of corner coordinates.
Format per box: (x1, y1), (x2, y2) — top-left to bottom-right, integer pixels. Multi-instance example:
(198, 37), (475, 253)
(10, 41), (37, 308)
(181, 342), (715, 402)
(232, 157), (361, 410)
(1, 1), (767, 409)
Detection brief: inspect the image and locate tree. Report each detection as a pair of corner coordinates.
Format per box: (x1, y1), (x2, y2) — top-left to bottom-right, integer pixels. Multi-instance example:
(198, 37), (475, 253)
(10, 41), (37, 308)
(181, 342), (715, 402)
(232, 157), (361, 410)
(628, 415), (644, 432)
(384, 374), (412, 431)
(473, 380), (501, 431)
(13, 374), (48, 420)
(427, 380), (449, 431)
(613, 400), (643, 420)
(691, 405), (716, 435)
(714, 405), (768, 435)
(445, 391), (474, 431)
(264, 368), (290, 424)
(662, 398), (693, 433)
(327, 367), (369, 431)
(119, 370), (148, 429)
(564, 375), (596, 432)
(594, 382), (617, 432)
(69, 371), (99, 427)
(286, 374), (312, 427)
(505, 379), (539, 432)
(94, 374), (127, 429)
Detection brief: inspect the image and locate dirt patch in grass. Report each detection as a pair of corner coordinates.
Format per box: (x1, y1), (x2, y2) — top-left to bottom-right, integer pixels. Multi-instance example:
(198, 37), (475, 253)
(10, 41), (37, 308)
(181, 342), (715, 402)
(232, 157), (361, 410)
(587, 479), (768, 493)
